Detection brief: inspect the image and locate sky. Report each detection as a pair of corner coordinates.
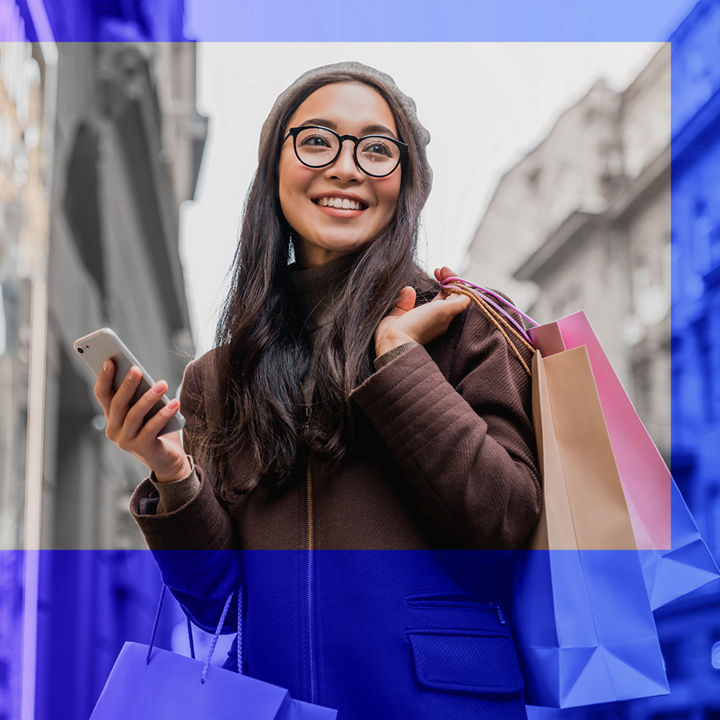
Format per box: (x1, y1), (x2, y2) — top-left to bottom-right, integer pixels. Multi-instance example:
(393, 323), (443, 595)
(180, 42), (661, 355)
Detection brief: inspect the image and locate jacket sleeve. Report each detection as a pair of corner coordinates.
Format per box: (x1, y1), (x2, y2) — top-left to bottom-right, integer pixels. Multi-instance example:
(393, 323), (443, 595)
(129, 359), (242, 633)
(349, 303), (541, 549)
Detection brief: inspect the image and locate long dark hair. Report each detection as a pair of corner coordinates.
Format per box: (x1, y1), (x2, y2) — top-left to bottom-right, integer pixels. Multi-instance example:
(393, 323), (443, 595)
(196, 71), (436, 494)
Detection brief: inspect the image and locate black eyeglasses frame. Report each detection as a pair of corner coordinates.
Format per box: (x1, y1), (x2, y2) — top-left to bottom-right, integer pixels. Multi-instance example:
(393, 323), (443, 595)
(282, 125), (408, 178)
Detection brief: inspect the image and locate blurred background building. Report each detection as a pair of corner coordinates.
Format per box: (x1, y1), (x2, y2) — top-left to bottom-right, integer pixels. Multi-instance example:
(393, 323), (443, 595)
(0, 0), (206, 718)
(466, 1), (720, 716)
(0, 6), (54, 717)
(467, 45), (671, 456)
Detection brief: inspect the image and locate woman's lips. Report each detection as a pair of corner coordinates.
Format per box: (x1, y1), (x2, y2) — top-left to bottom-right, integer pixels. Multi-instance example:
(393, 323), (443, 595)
(312, 201), (367, 218)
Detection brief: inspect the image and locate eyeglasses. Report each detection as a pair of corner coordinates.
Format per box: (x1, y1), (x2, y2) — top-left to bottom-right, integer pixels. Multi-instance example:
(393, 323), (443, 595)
(282, 125), (407, 178)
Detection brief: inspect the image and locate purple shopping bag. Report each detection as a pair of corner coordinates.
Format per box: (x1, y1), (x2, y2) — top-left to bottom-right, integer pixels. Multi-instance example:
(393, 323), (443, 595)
(90, 587), (337, 720)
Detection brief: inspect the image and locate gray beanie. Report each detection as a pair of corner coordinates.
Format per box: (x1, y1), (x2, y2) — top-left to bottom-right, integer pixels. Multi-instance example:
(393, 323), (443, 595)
(259, 61), (432, 202)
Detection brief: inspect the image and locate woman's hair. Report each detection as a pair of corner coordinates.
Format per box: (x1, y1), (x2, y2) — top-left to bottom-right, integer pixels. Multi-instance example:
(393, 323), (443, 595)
(196, 68), (436, 495)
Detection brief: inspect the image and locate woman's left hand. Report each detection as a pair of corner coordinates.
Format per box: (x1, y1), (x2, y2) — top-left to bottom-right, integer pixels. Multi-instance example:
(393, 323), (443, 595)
(374, 266), (471, 357)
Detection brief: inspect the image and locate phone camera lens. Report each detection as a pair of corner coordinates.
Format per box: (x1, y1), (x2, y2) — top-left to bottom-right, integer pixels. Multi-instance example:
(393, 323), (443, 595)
(77, 347), (84, 354)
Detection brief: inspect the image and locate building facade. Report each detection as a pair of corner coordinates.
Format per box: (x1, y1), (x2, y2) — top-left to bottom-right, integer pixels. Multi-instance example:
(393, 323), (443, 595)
(0, 3), (56, 716)
(0, 1), (207, 718)
(512, 44), (671, 457)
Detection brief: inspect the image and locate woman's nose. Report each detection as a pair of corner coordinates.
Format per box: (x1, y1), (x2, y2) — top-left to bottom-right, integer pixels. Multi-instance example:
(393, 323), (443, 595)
(326, 139), (363, 181)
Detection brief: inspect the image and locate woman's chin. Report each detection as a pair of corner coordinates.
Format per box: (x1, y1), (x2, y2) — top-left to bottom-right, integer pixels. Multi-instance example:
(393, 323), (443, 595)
(296, 238), (372, 267)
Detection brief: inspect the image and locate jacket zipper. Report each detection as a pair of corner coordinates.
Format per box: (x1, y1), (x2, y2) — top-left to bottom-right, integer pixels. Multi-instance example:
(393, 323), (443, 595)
(306, 455), (313, 550)
(301, 382), (317, 703)
(306, 458), (317, 703)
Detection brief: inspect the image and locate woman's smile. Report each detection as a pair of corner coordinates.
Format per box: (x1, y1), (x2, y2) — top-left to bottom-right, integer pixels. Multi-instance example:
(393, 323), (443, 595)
(311, 192), (369, 217)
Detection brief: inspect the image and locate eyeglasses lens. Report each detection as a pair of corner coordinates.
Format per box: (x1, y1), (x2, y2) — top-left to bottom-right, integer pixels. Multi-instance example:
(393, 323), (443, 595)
(294, 127), (399, 176)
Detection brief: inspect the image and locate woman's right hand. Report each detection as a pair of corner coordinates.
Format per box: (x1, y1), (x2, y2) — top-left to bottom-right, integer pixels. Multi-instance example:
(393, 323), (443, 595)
(93, 360), (192, 483)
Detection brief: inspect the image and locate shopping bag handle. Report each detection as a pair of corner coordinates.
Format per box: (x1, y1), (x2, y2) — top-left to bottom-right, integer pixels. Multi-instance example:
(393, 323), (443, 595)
(146, 584), (243, 681)
(441, 276), (539, 333)
(440, 277), (535, 376)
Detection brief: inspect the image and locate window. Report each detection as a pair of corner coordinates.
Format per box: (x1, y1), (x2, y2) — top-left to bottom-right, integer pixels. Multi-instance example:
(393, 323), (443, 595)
(632, 359), (653, 423)
(707, 486), (720, 560)
(63, 122), (106, 302)
(695, 320), (715, 423)
(693, 198), (712, 275)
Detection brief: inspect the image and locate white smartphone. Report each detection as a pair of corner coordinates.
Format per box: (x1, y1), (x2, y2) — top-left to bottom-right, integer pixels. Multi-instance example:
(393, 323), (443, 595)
(73, 327), (186, 436)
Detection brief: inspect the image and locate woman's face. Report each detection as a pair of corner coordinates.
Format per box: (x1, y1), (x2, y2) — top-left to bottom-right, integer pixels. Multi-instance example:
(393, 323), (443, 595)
(278, 82), (402, 268)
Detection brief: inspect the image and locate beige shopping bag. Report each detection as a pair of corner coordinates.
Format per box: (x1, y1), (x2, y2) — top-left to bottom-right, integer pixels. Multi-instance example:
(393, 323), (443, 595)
(530, 347), (636, 550)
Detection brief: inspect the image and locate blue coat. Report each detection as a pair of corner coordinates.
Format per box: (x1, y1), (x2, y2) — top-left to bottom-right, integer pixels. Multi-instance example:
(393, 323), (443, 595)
(149, 548), (528, 719)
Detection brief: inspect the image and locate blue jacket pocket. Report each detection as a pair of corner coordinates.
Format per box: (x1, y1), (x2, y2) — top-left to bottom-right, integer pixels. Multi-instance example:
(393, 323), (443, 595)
(405, 592), (524, 697)
(407, 629), (525, 695)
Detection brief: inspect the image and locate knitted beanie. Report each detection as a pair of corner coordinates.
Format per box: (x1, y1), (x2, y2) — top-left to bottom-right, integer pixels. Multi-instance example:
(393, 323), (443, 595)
(259, 61), (432, 202)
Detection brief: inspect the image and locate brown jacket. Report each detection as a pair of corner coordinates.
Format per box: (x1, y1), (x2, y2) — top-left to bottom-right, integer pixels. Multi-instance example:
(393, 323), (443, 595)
(130, 302), (542, 551)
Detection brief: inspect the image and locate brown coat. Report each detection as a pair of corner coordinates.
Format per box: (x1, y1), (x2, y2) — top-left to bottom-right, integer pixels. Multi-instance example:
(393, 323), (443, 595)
(130, 302), (542, 551)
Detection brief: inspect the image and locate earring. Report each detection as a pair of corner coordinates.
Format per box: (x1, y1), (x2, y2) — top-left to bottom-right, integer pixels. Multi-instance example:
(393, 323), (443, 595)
(288, 231), (296, 264)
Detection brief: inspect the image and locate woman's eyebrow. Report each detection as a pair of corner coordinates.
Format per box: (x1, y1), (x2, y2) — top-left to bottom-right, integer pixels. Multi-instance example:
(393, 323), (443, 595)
(298, 118), (398, 139)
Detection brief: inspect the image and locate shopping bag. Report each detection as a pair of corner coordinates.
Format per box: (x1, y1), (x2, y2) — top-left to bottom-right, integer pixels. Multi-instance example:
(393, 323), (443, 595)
(441, 279), (670, 707)
(515, 347), (669, 706)
(531, 311), (719, 608)
(90, 586), (337, 719)
(446, 277), (719, 605)
(528, 346), (637, 550)
(514, 549), (670, 708)
(441, 280), (641, 552)
(533, 313), (670, 549)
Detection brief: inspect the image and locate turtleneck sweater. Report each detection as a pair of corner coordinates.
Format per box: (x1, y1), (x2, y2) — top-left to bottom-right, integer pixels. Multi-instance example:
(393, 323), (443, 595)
(148, 254), (416, 513)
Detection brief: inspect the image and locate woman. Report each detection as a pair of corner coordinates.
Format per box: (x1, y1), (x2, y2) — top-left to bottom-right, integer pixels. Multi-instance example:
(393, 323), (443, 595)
(94, 62), (541, 719)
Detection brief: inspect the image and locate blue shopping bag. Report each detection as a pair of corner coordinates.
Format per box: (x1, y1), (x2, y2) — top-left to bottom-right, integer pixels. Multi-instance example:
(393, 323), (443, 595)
(90, 586), (337, 719)
(640, 477), (720, 610)
(514, 550), (669, 708)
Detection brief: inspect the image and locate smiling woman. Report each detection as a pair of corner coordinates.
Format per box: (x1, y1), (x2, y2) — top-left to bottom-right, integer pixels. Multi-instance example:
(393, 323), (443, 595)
(92, 61), (541, 719)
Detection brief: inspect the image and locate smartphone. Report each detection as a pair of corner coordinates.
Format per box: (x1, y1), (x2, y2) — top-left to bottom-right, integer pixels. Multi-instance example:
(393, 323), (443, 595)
(73, 328), (186, 436)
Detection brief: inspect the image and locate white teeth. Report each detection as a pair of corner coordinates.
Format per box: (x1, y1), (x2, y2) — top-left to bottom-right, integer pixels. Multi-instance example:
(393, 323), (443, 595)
(317, 197), (362, 210)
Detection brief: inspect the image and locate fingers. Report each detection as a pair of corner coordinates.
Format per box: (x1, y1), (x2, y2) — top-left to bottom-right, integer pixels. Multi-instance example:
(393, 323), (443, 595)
(389, 286), (416, 316)
(135, 396), (181, 445)
(434, 266), (457, 284)
(105, 366), (144, 441)
(106, 372), (180, 452)
(434, 266), (460, 299)
(122, 379), (169, 438)
(93, 358), (115, 414)
(429, 290), (471, 327)
(105, 365), (152, 442)
(444, 292), (471, 313)
(410, 290), (470, 346)
(430, 289), (470, 315)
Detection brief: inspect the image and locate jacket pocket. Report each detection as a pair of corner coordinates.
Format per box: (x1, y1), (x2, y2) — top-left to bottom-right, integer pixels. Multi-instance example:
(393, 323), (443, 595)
(405, 591), (507, 633)
(405, 591), (524, 695)
(406, 629), (524, 694)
